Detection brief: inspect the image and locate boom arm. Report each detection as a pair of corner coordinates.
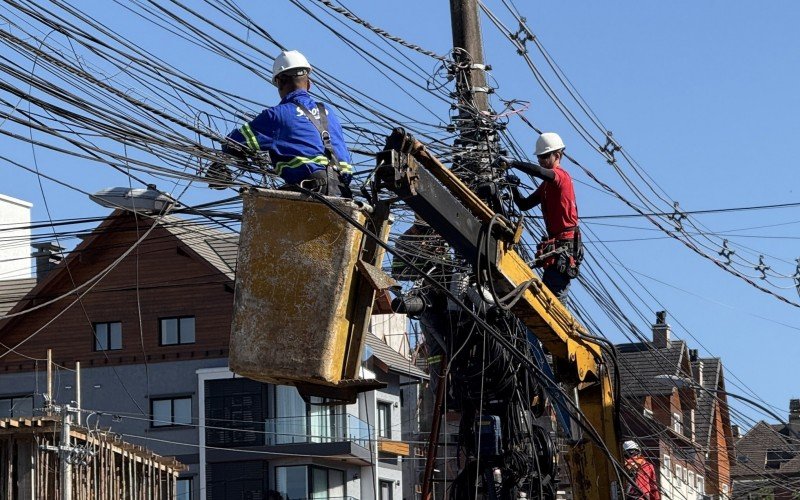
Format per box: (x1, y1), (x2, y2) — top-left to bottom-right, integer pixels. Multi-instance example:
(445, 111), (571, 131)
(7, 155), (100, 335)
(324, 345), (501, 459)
(375, 129), (620, 499)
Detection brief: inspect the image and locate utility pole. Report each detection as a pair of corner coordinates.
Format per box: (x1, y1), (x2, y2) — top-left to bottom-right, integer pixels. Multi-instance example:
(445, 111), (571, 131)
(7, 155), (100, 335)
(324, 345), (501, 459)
(41, 403), (81, 500)
(449, 0), (489, 115)
(59, 404), (74, 500)
(46, 348), (53, 413)
(449, 0), (501, 201)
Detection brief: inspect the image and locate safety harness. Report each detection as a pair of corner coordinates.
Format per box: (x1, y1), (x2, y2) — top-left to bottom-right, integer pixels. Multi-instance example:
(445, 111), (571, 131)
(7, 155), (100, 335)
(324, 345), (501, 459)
(533, 226), (583, 278)
(294, 103), (341, 185)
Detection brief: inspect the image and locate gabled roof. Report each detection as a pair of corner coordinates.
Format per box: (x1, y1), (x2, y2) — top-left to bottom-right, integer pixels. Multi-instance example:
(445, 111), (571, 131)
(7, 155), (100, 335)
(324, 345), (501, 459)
(692, 357), (723, 450)
(733, 420), (800, 477)
(160, 216), (238, 279)
(365, 332), (428, 379)
(0, 278), (36, 317)
(616, 340), (690, 397)
(0, 211), (238, 328)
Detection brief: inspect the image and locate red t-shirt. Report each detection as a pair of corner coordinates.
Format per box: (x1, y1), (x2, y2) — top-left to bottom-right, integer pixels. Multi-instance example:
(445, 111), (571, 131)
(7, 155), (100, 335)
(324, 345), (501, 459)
(533, 166), (578, 239)
(625, 457), (661, 500)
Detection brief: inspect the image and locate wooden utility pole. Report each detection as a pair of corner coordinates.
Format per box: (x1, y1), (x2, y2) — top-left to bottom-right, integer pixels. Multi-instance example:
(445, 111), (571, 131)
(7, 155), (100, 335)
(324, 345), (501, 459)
(449, 0), (489, 114)
(449, 0), (498, 182)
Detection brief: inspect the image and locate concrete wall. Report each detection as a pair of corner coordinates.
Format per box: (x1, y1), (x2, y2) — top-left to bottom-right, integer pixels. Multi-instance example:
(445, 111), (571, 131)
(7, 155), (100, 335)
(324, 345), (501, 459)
(0, 194), (32, 280)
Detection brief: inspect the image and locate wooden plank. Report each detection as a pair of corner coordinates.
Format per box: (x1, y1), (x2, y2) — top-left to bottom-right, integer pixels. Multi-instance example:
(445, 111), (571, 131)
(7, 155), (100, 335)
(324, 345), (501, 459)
(378, 439), (411, 456)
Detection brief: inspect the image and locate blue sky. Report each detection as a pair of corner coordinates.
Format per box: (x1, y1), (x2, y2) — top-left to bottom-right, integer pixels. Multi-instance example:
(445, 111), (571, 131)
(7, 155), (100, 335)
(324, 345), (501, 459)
(1, 1), (798, 428)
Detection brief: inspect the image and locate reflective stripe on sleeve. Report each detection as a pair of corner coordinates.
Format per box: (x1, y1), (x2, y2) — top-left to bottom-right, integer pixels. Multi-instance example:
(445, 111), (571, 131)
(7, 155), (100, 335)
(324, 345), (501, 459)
(240, 123), (260, 151)
(274, 155), (330, 175)
(338, 161), (354, 174)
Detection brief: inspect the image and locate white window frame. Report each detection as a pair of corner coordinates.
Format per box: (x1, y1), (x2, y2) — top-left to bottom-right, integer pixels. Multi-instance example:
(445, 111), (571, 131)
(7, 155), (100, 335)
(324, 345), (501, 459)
(662, 454), (671, 471)
(377, 400), (392, 439)
(672, 412), (682, 433)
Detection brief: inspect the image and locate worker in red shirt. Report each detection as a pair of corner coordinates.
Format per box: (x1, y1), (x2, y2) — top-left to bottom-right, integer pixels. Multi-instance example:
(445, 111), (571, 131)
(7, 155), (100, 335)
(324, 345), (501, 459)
(502, 132), (582, 300)
(622, 440), (661, 500)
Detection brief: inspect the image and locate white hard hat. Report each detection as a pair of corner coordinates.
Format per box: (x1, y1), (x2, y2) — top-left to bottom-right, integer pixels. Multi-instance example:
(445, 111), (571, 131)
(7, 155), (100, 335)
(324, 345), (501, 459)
(622, 440), (640, 453)
(272, 50), (312, 84)
(534, 132), (566, 156)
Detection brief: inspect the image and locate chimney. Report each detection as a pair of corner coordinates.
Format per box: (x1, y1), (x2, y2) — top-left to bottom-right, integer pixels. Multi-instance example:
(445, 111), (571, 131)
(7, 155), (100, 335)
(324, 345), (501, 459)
(790, 399), (800, 424)
(0, 194), (33, 280)
(731, 424), (740, 439)
(652, 310), (671, 348)
(695, 360), (704, 388)
(31, 242), (63, 282)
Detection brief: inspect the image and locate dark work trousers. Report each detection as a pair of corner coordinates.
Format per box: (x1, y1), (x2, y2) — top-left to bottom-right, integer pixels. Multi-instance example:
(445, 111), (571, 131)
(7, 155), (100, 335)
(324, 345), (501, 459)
(542, 266), (571, 302)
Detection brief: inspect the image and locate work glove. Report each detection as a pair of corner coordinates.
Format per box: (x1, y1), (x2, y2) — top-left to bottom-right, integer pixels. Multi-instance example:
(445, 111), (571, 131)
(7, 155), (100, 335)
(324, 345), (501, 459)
(505, 173), (521, 186)
(493, 155), (514, 169)
(204, 162), (233, 190)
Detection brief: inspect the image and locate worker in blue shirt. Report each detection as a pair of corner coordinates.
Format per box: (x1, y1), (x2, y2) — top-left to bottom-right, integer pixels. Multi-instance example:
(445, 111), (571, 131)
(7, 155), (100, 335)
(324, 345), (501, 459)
(207, 50), (353, 197)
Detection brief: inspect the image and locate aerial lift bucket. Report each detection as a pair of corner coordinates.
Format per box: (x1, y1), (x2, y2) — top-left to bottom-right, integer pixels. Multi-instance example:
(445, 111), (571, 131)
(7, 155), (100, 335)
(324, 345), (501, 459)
(230, 188), (391, 403)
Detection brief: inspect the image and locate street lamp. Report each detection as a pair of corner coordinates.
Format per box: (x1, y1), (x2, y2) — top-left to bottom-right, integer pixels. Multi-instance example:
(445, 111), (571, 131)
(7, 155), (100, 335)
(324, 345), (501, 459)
(654, 374), (785, 425)
(89, 185), (174, 213)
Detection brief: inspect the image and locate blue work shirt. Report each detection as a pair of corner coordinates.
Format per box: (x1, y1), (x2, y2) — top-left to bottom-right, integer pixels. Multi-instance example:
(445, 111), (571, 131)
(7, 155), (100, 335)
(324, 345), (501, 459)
(224, 89), (353, 185)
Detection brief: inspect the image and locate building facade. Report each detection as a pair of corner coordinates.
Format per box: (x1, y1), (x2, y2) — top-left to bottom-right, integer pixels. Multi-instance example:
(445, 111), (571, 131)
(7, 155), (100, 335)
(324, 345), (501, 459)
(0, 211), (426, 499)
(617, 312), (734, 499)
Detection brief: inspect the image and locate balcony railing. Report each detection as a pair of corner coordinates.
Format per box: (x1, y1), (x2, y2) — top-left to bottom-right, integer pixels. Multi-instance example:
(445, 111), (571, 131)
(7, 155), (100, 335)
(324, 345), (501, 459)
(264, 413), (372, 449)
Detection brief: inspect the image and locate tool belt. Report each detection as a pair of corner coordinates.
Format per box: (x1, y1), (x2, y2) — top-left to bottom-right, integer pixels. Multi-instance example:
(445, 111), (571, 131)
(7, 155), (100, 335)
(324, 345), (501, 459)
(534, 226), (583, 278)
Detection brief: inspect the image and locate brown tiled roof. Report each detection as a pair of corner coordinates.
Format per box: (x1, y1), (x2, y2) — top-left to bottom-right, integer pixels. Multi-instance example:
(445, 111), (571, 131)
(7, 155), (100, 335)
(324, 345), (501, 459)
(732, 420), (800, 478)
(616, 340), (688, 397)
(0, 277), (36, 317)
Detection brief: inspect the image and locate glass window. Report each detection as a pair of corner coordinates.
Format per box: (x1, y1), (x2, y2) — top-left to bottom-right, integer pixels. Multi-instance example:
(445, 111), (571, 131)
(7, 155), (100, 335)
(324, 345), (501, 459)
(380, 480), (394, 500)
(377, 401), (392, 439)
(275, 466), (346, 500)
(152, 399), (172, 426)
(311, 467), (328, 499)
(328, 469), (344, 499)
(176, 478), (192, 500)
(273, 386), (308, 444)
(180, 317), (195, 343)
(276, 466), (308, 500)
(151, 396), (191, 427)
(174, 397), (192, 425)
(94, 322), (122, 351)
(672, 412), (682, 433)
(160, 316), (195, 345)
(0, 396), (33, 418)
